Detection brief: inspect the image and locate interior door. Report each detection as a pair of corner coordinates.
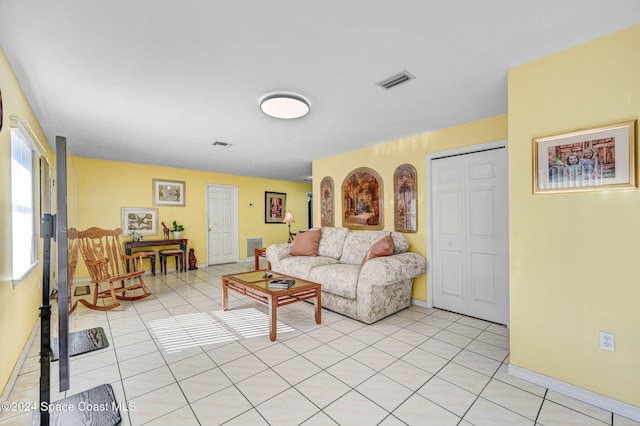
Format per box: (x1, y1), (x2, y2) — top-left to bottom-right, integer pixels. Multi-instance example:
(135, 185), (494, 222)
(207, 185), (237, 265)
(431, 147), (508, 324)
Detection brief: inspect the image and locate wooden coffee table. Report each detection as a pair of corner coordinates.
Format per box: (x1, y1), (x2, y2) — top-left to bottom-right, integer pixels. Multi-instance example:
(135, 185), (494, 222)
(221, 270), (321, 341)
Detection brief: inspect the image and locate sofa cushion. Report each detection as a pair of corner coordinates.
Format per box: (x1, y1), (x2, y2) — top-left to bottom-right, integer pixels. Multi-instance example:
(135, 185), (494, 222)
(361, 234), (394, 265)
(309, 264), (361, 300)
(390, 232), (409, 254)
(339, 231), (389, 265)
(276, 256), (339, 280)
(291, 229), (321, 256)
(317, 227), (349, 259)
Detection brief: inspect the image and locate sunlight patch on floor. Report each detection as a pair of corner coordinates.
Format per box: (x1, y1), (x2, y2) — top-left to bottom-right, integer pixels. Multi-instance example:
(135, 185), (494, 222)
(149, 312), (235, 352)
(149, 308), (295, 352)
(212, 308), (295, 339)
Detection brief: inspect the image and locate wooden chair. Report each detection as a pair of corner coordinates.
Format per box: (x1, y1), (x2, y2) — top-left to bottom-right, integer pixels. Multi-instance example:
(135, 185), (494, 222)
(76, 227), (152, 310)
(67, 228), (80, 315)
(159, 249), (184, 274)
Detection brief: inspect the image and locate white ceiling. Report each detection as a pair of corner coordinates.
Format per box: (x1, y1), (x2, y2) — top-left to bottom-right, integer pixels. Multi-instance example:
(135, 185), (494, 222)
(1, 1), (639, 182)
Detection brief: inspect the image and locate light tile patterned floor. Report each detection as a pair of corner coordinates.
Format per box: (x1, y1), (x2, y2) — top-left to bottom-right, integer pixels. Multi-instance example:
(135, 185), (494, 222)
(1, 262), (638, 425)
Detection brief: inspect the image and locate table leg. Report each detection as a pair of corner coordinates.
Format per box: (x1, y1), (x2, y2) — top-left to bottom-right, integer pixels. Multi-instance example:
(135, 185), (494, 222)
(314, 289), (322, 324)
(180, 242), (187, 272)
(268, 295), (277, 341)
(222, 279), (229, 311)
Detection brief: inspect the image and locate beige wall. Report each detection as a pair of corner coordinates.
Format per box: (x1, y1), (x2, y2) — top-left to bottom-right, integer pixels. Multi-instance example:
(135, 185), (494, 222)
(0, 47), (53, 395)
(508, 24), (640, 407)
(313, 115), (508, 301)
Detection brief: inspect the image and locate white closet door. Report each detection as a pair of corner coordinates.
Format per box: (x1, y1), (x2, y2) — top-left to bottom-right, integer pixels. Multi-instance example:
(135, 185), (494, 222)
(431, 147), (508, 324)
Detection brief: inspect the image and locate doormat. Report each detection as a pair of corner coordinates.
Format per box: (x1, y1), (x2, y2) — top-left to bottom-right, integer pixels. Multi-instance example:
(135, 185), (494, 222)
(51, 327), (109, 361)
(32, 383), (121, 425)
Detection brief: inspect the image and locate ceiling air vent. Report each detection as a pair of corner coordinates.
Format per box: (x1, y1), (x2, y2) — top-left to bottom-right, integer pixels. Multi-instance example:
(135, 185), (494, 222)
(212, 141), (232, 148)
(376, 70), (415, 90)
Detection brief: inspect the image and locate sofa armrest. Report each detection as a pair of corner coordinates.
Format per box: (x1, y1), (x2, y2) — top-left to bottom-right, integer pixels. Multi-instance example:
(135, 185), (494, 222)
(266, 243), (292, 265)
(358, 252), (426, 286)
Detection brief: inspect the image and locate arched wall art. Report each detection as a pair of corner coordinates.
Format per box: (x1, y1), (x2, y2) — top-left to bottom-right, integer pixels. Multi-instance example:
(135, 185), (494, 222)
(342, 167), (383, 230)
(394, 164), (417, 233)
(320, 176), (334, 227)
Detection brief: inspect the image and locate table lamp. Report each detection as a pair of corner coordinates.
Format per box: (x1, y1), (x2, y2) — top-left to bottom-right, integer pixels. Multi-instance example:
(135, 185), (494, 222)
(282, 211), (295, 243)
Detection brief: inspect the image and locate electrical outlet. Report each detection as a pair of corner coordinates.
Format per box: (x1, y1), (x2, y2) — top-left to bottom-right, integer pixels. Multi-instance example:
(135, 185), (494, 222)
(599, 331), (615, 352)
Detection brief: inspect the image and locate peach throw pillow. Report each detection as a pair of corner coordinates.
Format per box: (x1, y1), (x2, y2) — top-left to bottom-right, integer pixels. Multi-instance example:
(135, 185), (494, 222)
(291, 229), (321, 256)
(361, 234), (394, 265)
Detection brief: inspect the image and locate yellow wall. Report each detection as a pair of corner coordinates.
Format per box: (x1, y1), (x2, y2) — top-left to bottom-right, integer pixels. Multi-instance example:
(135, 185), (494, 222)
(0, 47), (53, 395)
(508, 25), (640, 407)
(313, 115), (507, 301)
(73, 157), (311, 278)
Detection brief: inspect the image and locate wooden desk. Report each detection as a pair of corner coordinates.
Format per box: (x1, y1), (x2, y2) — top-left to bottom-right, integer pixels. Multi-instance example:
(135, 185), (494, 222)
(125, 239), (188, 272)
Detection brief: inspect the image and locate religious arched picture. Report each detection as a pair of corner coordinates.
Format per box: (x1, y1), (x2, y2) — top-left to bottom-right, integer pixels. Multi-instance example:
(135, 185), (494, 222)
(342, 167), (383, 230)
(320, 176), (334, 227)
(394, 164), (417, 233)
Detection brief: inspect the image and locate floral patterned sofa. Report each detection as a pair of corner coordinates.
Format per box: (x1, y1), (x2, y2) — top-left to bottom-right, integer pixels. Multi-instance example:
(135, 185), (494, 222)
(266, 227), (426, 324)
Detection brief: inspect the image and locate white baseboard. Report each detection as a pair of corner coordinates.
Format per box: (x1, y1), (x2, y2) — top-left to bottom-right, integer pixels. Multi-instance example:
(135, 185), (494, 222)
(411, 298), (428, 308)
(508, 364), (640, 422)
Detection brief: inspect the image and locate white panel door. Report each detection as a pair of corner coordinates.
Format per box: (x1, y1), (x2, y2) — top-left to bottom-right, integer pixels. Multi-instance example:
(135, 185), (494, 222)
(432, 148), (508, 324)
(207, 185), (237, 265)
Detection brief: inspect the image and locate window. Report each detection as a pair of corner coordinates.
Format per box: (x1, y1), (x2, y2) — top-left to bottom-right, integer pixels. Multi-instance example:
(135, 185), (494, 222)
(11, 124), (39, 283)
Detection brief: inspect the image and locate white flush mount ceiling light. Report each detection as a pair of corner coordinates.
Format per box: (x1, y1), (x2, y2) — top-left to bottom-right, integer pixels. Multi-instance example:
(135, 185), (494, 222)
(260, 93), (310, 119)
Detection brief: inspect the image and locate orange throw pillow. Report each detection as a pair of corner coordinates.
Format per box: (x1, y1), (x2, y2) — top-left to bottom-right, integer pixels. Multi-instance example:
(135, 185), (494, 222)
(291, 228), (321, 256)
(361, 234), (394, 265)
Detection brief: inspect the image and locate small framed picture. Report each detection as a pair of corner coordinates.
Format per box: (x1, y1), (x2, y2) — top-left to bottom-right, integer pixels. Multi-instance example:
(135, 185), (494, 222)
(533, 120), (637, 194)
(121, 207), (158, 235)
(153, 179), (186, 206)
(265, 192), (286, 223)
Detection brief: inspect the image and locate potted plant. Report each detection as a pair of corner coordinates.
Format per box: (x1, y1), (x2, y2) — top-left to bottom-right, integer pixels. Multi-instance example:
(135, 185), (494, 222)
(170, 221), (184, 239)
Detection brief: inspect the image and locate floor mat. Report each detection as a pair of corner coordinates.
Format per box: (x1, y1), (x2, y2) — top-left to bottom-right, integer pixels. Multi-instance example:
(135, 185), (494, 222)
(51, 327), (109, 361)
(32, 383), (121, 425)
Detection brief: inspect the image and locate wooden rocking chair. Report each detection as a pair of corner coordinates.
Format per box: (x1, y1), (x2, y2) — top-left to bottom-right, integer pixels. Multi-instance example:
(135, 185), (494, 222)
(67, 228), (80, 315)
(76, 227), (152, 310)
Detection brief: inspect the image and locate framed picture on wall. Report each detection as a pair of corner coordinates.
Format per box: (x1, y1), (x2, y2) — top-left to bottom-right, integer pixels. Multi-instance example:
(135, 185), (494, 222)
(533, 120), (637, 194)
(121, 207), (158, 235)
(153, 179), (186, 206)
(342, 167), (383, 230)
(394, 164), (417, 233)
(265, 191), (286, 223)
(320, 176), (334, 227)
